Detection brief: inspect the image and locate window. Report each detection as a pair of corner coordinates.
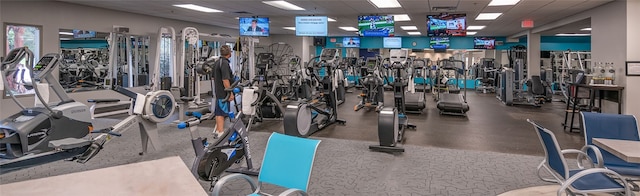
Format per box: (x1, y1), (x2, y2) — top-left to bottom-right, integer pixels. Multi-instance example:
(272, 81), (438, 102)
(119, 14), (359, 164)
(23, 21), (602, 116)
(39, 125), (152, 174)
(4, 24), (42, 96)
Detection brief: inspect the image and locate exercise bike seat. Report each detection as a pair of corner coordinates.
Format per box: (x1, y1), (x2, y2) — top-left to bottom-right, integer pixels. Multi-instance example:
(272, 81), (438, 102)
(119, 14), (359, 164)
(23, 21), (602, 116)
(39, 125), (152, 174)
(48, 138), (92, 150)
(87, 99), (120, 103)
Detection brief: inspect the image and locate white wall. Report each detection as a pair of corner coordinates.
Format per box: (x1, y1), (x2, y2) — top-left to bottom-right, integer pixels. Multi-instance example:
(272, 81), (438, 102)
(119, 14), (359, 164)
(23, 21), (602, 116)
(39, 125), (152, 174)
(587, 0), (627, 114)
(0, 1), (239, 119)
(626, 0), (640, 117)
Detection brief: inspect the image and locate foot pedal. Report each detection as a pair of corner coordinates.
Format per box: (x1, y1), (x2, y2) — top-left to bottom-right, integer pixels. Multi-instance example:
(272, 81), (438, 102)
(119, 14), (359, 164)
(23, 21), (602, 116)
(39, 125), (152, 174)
(49, 138), (92, 150)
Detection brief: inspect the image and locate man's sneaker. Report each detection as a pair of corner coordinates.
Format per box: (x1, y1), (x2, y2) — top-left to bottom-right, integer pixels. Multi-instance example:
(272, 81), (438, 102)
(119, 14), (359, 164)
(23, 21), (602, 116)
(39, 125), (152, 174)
(213, 131), (224, 139)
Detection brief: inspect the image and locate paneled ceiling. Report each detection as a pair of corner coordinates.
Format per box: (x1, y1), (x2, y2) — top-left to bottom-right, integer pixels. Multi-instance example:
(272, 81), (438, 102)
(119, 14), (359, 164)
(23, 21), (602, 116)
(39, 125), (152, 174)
(57, 0), (612, 36)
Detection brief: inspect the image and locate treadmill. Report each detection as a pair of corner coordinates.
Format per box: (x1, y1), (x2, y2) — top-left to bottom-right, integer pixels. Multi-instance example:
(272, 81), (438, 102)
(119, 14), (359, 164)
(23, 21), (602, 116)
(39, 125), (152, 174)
(405, 58), (428, 113)
(436, 59), (470, 116)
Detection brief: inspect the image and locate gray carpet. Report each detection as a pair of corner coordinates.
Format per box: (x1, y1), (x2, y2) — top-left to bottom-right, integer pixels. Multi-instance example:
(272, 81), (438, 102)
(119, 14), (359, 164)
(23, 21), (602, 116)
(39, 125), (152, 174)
(0, 118), (552, 195)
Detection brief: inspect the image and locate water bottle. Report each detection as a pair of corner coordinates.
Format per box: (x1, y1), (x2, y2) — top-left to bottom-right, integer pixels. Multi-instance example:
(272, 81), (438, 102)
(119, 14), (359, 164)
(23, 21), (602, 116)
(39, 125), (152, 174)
(605, 63), (615, 85)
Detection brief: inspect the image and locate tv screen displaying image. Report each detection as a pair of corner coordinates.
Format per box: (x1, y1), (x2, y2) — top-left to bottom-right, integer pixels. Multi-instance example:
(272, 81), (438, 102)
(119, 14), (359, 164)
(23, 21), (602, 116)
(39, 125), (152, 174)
(295, 16), (328, 36)
(342, 37), (360, 47)
(474, 37), (496, 49)
(383, 37), (402, 48)
(73, 30), (96, 39)
(430, 37), (450, 49)
(427, 14), (466, 36)
(239, 17), (270, 37)
(358, 15), (395, 37)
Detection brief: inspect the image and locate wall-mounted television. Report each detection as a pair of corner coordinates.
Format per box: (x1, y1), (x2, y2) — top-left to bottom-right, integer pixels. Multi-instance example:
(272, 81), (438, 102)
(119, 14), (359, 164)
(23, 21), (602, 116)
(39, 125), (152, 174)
(358, 15), (395, 37)
(342, 37), (360, 47)
(73, 30), (96, 39)
(474, 37), (496, 49)
(429, 37), (450, 49)
(427, 14), (466, 37)
(295, 16), (328, 36)
(383, 37), (402, 48)
(239, 17), (270, 37)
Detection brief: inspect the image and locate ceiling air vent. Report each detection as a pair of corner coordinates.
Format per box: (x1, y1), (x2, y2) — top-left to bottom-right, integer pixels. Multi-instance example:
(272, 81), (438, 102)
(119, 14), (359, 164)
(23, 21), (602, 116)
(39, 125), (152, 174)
(432, 6), (457, 11)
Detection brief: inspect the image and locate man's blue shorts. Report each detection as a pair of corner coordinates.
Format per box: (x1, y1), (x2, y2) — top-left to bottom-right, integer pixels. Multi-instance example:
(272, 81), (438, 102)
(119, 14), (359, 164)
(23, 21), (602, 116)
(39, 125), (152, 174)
(214, 99), (230, 117)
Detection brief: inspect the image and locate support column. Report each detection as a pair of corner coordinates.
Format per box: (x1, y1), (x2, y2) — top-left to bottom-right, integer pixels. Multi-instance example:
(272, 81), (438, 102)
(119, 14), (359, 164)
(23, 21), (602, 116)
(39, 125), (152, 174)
(301, 37), (313, 64)
(494, 50), (503, 65)
(527, 30), (541, 79)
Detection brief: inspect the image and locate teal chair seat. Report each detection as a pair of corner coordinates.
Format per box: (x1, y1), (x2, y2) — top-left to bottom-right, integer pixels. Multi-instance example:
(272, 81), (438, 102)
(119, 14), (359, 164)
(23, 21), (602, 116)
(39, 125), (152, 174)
(212, 132), (321, 196)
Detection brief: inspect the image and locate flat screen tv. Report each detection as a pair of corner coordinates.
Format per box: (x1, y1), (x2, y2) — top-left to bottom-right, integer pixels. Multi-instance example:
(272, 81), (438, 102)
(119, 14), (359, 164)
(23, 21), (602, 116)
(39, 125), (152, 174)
(383, 37), (402, 48)
(239, 17), (270, 37)
(73, 30), (96, 39)
(342, 37), (360, 47)
(295, 16), (328, 36)
(474, 37), (495, 49)
(427, 14), (466, 36)
(430, 37), (450, 49)
(358, 15), (395, 37)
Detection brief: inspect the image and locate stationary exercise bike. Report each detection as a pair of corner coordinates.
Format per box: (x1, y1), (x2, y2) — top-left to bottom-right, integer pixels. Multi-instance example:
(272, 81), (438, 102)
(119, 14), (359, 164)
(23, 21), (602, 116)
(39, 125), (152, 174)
(176, 80), (258, 189)
(370, 49), (416, 153)
(354, 56), (384, 112)
(0, 48), (173, 172)
(283, 48), (346, 137)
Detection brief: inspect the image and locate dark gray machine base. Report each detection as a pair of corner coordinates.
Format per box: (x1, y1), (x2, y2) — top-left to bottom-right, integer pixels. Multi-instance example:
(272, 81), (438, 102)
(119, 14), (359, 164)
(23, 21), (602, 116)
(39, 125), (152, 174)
(437, 93), (469, 116)
(226, 167), (260, 176)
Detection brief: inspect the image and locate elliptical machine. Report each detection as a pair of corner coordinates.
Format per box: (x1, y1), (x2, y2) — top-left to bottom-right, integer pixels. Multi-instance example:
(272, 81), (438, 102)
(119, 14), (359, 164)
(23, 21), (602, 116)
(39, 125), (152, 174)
(283, 48), (346, 137)
(0, 48), (92, 160)
(354, 56), (385, 112)
(176, 80), (258, 190)
(370, 49), (416, 153)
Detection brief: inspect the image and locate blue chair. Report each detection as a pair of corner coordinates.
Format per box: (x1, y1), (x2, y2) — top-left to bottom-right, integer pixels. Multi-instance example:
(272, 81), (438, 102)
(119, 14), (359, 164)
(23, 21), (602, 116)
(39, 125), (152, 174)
(211, 132), (321, 196)
(581, 112), (640, 190)
(528, 119), (632, 195)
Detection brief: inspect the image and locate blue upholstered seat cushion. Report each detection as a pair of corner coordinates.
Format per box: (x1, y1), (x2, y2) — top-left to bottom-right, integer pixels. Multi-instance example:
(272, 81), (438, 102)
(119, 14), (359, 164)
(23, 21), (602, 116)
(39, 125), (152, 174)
(568, 169), (624, 190)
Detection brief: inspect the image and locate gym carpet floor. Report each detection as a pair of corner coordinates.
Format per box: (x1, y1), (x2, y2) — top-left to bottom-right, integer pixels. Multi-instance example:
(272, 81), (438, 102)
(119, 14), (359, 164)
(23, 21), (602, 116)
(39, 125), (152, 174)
(0, 91), (584, 195)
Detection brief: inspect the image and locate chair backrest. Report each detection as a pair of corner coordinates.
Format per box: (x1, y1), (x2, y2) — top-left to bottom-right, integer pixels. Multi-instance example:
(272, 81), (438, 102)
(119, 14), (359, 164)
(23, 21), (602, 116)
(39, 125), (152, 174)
(581, 112), (640, 166)
(528, 119), (570, 179)
(258, 132), (321, 192)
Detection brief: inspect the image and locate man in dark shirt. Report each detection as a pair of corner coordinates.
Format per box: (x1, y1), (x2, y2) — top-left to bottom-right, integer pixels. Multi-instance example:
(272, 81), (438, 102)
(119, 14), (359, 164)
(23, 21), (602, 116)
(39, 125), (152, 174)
(212, 45), (234, 138)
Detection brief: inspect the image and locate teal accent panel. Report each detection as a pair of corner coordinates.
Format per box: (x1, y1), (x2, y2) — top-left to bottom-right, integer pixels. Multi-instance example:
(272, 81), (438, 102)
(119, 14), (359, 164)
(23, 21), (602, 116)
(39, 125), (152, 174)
(315, 35), (591, 56)
(60, 40), (109, 49)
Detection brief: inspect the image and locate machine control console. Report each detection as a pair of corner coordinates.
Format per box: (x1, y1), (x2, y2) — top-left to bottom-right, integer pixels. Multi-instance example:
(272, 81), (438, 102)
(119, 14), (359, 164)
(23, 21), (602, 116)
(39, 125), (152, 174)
(34, 54), (59, 79)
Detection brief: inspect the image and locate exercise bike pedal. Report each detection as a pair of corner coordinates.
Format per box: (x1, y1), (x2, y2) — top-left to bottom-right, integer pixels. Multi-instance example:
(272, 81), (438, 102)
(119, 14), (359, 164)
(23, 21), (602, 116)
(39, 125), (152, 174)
(406, 124), (417, 129)
(336, 119), (347, 125)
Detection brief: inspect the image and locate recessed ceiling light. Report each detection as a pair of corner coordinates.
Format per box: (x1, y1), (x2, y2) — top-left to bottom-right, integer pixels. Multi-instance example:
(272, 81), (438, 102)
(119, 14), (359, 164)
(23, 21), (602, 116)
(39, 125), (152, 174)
(173, 4), (222, 13)
(556, 33), (591, 36)
(407, 32), (421, 35)
(262, 1), (305, 11)
(488, 0), (520, 6)
(476, 13), (502, 20)
(467, 31), (478, 35)
(392, 14), (411, 21)
(467, 26), (486, 30)
(328, 18), (337, 22)
(235, 17), (240, 20)
(368, 0), (401, 8)
(283, 27), (296, 31)
(401, 26), (418, 30)
(581, 27), (592, 31)
(339, 27), (359, 31)
(59, 32), (73, 35)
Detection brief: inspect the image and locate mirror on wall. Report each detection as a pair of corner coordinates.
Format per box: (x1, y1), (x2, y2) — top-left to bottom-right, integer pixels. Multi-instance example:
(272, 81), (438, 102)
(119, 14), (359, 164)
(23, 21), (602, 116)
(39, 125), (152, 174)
(4, 23), (42, 97)
(59, 29), (150, 92)
(58, 29), (109, 92)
